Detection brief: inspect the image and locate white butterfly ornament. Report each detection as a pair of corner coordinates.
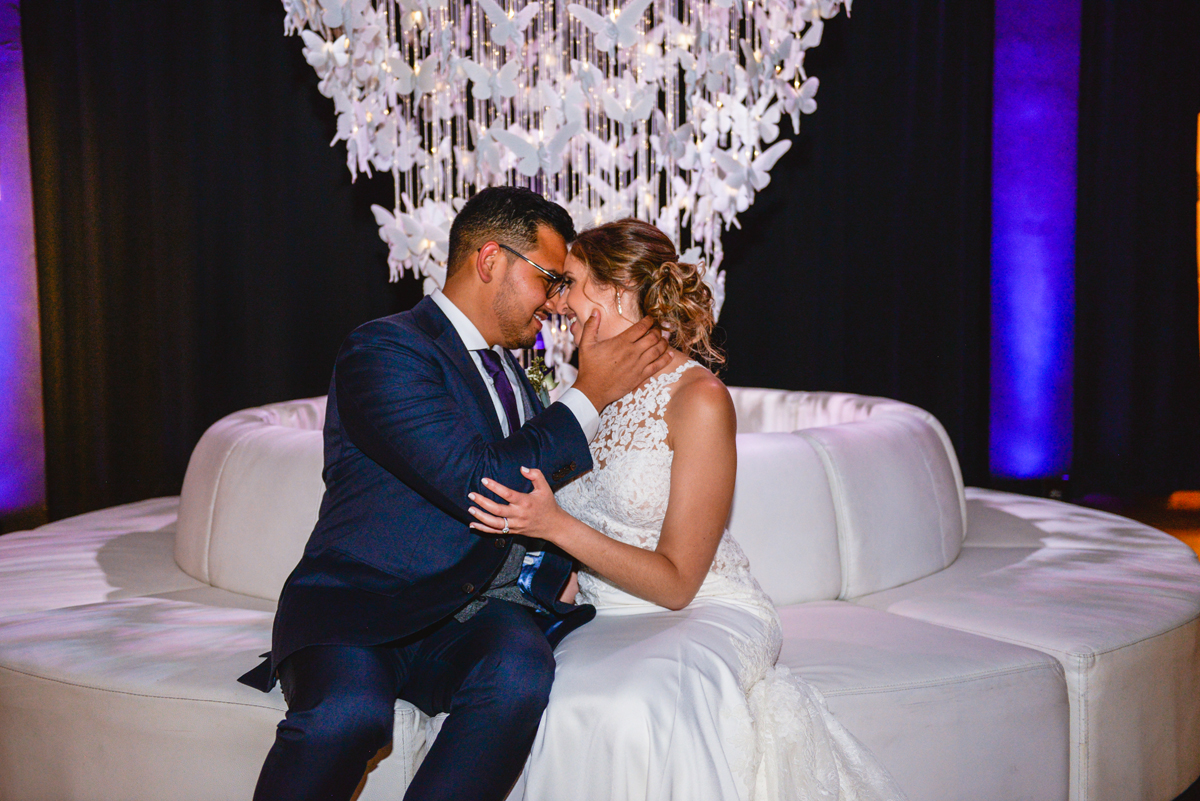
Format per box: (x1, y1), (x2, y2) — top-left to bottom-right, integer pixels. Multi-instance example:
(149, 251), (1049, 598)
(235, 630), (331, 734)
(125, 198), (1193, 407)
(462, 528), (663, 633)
(567, 0), (653, 53)
(461, 59), (521, 101)
(477, 0), (540, 51)
(601, 83), (658, 138)
(493, 121), (582, 178)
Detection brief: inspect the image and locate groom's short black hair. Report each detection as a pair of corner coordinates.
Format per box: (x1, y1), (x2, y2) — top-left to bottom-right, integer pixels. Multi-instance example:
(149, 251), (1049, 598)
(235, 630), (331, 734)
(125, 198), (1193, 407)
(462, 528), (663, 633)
(446, 187), (576, 278)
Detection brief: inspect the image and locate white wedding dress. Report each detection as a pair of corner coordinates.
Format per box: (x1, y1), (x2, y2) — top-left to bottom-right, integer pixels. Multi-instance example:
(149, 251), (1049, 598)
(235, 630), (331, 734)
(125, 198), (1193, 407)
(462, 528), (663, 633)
(516, 361), (907, 801)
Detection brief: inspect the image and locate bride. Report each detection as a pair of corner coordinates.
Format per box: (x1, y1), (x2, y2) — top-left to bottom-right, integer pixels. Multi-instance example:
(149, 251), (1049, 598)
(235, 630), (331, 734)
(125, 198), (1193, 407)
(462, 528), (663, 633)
(467, 219), (906, 801)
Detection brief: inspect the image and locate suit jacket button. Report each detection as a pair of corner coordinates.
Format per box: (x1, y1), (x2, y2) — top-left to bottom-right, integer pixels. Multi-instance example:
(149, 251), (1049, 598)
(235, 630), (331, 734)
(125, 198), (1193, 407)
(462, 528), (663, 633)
(494, 538), (507, 548)
(462, 583), (475, 594)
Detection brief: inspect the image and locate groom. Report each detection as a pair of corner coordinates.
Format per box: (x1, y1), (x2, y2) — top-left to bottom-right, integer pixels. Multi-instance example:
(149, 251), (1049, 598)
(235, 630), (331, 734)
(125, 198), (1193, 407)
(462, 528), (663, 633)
(242, 187), (670, 801)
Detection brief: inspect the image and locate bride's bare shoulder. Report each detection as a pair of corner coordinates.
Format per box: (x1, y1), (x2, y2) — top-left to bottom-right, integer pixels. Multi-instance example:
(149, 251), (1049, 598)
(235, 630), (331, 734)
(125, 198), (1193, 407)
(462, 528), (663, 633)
(665, 365), (736, 439)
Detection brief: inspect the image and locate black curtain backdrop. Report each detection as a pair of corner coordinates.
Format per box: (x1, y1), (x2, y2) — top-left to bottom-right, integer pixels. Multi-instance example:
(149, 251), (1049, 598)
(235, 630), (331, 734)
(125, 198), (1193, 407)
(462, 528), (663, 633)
(23, 1), (422, 519)
(19, 0), (1199, 520)
(1074, 0), (1200, 497)
(717, 4), (994, 485)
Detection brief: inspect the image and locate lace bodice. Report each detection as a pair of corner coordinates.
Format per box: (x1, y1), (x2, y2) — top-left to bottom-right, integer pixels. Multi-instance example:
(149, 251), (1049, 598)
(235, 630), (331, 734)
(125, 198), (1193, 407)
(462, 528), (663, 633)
(557, 361), (775, 620)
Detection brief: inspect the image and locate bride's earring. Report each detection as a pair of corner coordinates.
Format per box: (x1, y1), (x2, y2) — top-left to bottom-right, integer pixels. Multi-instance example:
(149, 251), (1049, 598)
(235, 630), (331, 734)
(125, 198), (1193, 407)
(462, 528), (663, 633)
(616, 293), (623, 318)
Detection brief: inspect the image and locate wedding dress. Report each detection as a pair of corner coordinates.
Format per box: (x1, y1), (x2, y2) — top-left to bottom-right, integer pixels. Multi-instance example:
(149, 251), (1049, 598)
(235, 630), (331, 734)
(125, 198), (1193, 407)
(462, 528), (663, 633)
(516, 361), (906, 801)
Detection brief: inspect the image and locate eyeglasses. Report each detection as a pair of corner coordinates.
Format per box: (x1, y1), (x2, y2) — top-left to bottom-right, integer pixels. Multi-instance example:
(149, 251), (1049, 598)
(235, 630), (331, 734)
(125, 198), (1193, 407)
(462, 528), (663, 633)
(497, 243), (572, 298)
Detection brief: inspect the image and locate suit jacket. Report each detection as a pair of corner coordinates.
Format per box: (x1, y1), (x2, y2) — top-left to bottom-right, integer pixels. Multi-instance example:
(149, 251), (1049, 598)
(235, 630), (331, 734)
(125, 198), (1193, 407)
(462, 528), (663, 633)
(240, 297), (594, 691)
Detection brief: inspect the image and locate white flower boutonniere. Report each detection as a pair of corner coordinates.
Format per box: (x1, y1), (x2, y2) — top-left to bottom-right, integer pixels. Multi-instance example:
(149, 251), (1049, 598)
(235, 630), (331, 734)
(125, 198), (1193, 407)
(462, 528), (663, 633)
(526, 355), (559, 407)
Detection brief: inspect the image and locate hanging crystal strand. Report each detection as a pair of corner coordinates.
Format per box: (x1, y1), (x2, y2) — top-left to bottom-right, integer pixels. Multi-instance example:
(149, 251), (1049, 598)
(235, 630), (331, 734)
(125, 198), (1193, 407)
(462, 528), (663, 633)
(436, 28), (443, 207)
(450, 0), (462, 199)
(579, 1), (590, 223)
(632, 0), (642, 221)
(520, 0), (532, 196)
(662, 0), (673, 235)
(602, 0), (616, 218)
(592, 0), (600, 225)
(386, 0), (401, 219)
(471, 0), (484, 189)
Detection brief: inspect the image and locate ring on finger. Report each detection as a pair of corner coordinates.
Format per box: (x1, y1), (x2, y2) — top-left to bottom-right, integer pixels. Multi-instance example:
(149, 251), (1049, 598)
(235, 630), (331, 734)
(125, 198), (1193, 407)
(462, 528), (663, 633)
(501, 517), (510, 535)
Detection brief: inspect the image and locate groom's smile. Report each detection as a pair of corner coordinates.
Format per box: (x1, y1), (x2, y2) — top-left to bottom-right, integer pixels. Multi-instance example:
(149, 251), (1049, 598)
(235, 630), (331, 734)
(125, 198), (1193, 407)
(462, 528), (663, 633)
(491, 224), (569, 350)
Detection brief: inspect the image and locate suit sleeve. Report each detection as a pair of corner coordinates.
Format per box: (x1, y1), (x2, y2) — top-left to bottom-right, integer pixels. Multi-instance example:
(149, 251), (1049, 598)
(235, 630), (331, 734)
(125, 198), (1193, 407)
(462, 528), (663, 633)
(334, 321), (593, 522)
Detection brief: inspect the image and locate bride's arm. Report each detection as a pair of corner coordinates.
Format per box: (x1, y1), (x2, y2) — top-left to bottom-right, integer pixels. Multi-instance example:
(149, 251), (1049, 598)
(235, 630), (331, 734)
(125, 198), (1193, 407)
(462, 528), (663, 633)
(468, 373), (737, 611)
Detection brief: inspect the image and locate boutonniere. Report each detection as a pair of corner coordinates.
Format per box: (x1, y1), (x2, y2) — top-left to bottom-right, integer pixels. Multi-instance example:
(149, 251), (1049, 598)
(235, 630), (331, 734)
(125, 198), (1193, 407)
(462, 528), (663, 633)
(525, 355), (559, 407)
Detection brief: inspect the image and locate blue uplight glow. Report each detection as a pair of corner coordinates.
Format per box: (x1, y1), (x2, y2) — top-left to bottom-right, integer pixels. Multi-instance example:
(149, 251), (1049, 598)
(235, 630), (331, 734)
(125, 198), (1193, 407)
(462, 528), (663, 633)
(0, 1), (45, 517)
(990, 0), (1080, 479)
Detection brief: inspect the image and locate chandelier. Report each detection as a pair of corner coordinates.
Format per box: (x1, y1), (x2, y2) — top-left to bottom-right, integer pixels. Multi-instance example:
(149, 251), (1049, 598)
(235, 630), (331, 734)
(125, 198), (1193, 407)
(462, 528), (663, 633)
(283, 0), (846, 367)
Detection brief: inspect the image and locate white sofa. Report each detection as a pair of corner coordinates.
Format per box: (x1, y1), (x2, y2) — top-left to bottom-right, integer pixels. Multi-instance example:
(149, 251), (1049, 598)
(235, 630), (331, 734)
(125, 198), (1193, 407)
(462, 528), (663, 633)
(0, 389), (1197, 801)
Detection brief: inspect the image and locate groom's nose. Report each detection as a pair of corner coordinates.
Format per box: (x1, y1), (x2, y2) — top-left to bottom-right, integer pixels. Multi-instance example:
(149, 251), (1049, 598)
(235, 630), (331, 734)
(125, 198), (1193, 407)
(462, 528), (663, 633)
(546, 293), (568, 315)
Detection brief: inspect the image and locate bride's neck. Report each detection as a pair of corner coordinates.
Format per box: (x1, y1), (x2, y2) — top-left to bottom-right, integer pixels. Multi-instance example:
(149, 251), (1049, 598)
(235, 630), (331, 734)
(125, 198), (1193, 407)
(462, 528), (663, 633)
(605, 314), (688, 378)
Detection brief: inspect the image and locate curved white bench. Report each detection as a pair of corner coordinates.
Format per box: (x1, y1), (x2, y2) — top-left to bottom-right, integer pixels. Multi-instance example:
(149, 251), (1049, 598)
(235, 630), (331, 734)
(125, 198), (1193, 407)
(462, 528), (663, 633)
(0, 390), (1196, 801)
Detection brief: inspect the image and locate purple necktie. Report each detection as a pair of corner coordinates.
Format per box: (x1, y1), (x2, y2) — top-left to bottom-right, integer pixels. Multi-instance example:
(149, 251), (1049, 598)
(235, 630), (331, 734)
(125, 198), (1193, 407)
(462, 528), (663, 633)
(476, 348), (521, 434)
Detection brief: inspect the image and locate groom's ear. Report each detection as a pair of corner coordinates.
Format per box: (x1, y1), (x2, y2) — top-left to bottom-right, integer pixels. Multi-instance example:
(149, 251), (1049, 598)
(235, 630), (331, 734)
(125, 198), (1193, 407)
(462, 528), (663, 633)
(475, 242), (501, 284)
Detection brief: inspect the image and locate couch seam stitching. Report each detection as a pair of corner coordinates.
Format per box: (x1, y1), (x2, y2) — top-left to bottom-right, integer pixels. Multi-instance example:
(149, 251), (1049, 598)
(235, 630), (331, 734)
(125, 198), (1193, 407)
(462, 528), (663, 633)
(901, 415), (953, 568)
(818, 661), (1061, 696)
(1078, 651), (1088, 800)
(794, 430), (851, 597)
(853, 607), (1200, 659)
(195, 425), (264, 584)
(0, 662), (284, 711)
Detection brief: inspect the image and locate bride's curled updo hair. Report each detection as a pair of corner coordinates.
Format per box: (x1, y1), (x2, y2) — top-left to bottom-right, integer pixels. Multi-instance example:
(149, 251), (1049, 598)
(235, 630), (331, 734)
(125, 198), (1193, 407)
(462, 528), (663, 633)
(569, 218), (724, 367)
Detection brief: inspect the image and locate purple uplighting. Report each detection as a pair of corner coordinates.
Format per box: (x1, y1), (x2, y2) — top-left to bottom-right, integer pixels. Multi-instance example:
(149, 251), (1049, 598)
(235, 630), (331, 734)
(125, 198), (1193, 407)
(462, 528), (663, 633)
(990, 0), (1080, 479)
(0, 0), (45, 518)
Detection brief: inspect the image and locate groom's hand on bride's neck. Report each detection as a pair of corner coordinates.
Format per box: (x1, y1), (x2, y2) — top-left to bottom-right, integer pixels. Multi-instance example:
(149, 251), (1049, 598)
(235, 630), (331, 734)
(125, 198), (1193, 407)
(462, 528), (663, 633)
(572, 311), (672, 410)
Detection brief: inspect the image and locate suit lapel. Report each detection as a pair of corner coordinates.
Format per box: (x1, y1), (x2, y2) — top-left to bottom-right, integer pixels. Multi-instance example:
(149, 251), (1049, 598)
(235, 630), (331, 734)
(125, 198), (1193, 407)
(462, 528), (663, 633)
(506, 350), (545, 416)
(411, 297), (505, 441)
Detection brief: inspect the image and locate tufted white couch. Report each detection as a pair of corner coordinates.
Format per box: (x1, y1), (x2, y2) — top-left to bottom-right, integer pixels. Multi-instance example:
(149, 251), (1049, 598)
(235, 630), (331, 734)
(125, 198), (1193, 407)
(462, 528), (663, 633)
(0, 389), (1197, 801)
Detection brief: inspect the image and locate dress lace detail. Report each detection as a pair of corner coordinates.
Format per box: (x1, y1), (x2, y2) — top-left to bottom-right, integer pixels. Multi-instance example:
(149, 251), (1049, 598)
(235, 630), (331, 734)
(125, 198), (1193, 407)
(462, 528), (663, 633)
(546, 361), (907, 801)
(559, 360), (777, 631)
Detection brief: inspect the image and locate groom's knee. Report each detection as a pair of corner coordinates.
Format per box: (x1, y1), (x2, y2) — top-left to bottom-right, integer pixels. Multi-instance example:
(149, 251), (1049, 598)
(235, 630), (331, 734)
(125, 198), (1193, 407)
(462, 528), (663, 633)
(279, 691), (394, 757)
(490, 638), (556, 719)
(459, 607), (556, 721)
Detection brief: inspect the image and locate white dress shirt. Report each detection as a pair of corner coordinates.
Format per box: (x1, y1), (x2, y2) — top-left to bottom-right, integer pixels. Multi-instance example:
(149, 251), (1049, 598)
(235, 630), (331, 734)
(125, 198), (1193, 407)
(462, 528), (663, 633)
(430, 290), (599, 441)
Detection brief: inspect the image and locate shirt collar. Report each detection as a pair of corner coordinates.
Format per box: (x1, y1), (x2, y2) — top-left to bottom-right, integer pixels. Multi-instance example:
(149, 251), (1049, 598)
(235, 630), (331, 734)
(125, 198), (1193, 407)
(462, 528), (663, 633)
(430, 289), (491, 352)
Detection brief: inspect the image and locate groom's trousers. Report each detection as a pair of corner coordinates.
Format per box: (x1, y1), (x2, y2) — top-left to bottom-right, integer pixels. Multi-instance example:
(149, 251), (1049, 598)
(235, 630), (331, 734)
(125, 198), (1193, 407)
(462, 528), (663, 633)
(251, 600), (556, 801)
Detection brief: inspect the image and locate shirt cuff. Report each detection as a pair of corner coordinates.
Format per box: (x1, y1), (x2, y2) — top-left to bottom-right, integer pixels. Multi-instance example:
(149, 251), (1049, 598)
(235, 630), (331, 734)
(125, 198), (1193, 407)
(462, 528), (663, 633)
(557, 387), (600, 442)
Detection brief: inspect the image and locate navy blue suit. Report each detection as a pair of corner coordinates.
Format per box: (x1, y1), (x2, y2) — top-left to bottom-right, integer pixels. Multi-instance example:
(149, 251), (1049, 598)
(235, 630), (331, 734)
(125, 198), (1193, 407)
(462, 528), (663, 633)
(244, 296), (594, 800)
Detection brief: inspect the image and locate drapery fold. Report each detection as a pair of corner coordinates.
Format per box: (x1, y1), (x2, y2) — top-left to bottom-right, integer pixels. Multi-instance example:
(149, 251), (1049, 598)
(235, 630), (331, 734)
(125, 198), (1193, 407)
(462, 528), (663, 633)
(22, 0), (420, 519)
(1074, 0), (1200, 496)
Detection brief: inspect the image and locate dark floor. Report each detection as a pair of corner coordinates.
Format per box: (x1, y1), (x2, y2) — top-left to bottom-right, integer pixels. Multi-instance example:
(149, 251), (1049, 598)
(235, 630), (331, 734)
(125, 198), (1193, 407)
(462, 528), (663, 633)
(1076, 492), (1200, 801)
(1078, 491), (1200, 559)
